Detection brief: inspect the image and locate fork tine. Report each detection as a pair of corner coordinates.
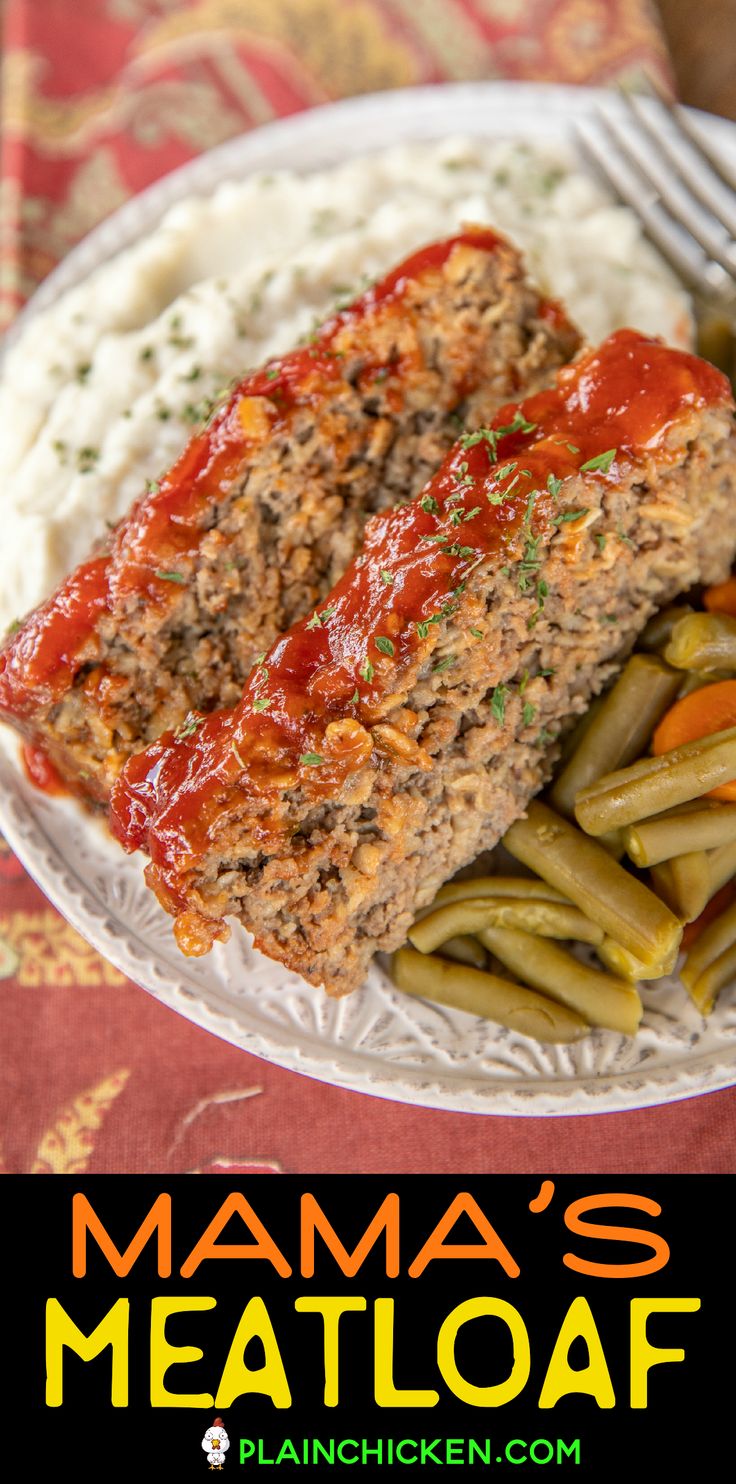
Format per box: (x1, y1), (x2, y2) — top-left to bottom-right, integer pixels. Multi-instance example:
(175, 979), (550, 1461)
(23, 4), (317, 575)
(647, 71), (736, 195)
(601, 106), (736, 280)
(624, 91), (736, 242)
(575, 122), (736, 303)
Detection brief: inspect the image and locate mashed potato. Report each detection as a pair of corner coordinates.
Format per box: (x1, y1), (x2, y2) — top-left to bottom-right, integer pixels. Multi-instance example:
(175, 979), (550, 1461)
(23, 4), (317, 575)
(0, 137), (691, 632)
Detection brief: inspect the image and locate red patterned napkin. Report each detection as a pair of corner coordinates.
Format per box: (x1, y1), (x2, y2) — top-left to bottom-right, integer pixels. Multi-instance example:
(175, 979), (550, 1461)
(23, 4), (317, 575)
(4, 0), (734, 1174)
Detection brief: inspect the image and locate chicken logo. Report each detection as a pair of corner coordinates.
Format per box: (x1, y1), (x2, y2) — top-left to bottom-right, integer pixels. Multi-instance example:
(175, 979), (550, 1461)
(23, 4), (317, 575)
(202, 1418), (230, 1469)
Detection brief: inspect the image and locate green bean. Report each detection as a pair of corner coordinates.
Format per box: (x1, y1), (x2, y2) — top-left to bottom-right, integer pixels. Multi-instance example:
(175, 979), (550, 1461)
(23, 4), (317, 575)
(596, 935), (677, 983)
(681, 899), (736, 996)
(652, 851), (711, 924)
(439, 935), (487, 970)
(549, 655), (680, 819)
(648, 862), (677, 913)
(683, 942), (736, 1016)
(432, 876), (569, 907)
(392, 946), (588, 1043)
(409, 898), (604, 953)
(664, 612), (736, 671)
(639, 604), (694, 654)
(707, 837), (736, 898)
(623, 801), (736, 867)
(599, 829), (626, 859)
(479, 926), (642, 1036)
(556, 695), (604, 769)
(677, 669), (733, 699)
(574, 726), (736, 835)
(503, 801), (682, 967)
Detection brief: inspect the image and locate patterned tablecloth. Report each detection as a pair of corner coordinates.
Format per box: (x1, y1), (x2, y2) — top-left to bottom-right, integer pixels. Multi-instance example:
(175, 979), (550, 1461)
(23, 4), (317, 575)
(2, 0), (735, 1174)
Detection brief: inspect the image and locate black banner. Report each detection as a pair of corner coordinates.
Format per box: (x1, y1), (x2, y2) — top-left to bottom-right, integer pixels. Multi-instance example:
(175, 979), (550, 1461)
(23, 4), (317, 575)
(2, 1176), (729, 1476)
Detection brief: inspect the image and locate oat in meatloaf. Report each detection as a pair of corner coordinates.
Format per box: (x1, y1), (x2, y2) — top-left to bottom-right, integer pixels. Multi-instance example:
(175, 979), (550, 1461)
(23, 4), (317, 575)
(109, 330), (736, 995)
(0, 228), (579, 803)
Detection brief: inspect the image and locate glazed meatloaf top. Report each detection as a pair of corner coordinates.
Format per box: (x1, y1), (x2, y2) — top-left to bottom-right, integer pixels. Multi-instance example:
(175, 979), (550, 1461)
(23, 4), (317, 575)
(0, 227), (579, 803)
(109, 330), (736, 990)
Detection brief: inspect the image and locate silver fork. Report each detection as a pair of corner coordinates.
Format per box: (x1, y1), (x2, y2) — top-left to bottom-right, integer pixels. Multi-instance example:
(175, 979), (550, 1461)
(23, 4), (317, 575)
(575, 81), (736, 317)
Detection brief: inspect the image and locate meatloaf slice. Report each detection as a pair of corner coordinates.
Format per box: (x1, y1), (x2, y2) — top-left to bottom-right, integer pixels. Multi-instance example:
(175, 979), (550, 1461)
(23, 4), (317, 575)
(0, 228), (579, 804)
(108, 330), (736, 994)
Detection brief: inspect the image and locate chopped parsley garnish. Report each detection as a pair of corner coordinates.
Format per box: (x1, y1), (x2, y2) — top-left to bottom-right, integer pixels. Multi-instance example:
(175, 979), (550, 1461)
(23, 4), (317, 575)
(518, 669), (529, 694)
(528, 578), (550, 628)
(252, 696), (272, 712)
(422, 533), (449, 545)
(547, 473), (563, 499)
(433, 655), (455, 673)
(453, 461), (475, 487)
(300, 752), (324, 766)
(460, 427), (493, 452)
(449, 509), (463, 526)
(306, 603), (336, 629)
(146, 479), (160, 494)
(469, 627), (483, 639)
(446, 543), (475, 558)
(617, 526), (635, 549)
(460, 412), (536, 464)
(490, 684), (508, 724)
(603, 613), (618, 623)
(6, 619), (21, 636)
(174, 713), (203, 741)
(566, 443), (580, 454)
(553, 508), (589, 525)
(500, 411), (537, 436)
(416, 620), (431, 640)
(183, 365), (201, 382)
(464, 506), (481, 522)
(380, 569), (394, 585)
(76, 362), (92, 383)
(580, 448), (617, 474)
(496, 461), (517, 481)
(487, 474), (519, 507)
(350, 689), (360, 704)
(77, 446), (99, 472)
(421, 494), (439, 515)
(266, 366), (280, 380)
(375, 635), (395, 657)
(522, 701), (536, 727)
(155, 570), (185, 583)
(595, 533), (607, 551)
(536, 727), (556, 747)
(518, 534), (541, 592)
(139, 345), (154, 362)
(360, 658), (375, 683)
(156, 407), (171, 422)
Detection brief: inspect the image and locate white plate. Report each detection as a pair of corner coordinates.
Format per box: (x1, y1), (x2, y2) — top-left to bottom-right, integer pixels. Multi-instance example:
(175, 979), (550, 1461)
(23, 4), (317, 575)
(3, 82), (736, 1116)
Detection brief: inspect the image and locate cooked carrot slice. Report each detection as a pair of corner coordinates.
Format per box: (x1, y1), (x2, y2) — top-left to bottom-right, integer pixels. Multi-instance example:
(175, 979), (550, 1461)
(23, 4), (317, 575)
(704, 576), (736, 617)
(652, 679), (736, 801)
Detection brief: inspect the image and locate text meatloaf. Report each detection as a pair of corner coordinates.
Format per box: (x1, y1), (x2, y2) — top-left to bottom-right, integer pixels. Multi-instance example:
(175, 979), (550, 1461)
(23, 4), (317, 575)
(0, 228), (579, 803)
(109, 331), (736, 994)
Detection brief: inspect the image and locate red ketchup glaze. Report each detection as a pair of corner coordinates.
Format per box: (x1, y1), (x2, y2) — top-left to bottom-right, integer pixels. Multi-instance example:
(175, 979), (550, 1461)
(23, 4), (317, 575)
(110, 329), (733, 910)
(22, 743), (65, 794)
(0, 226), (504, 725)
